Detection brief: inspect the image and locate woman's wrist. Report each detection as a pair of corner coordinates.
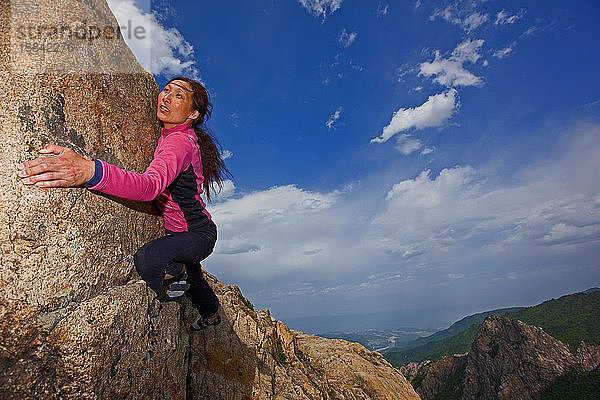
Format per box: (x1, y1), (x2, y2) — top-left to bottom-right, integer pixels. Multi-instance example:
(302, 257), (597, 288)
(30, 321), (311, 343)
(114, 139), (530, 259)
(83, 159), (103, 187)
(84, 159), (95, 182)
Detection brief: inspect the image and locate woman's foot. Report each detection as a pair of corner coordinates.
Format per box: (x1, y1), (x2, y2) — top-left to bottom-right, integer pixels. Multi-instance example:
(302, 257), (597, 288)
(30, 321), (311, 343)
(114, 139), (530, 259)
(190, 314), (221, 331)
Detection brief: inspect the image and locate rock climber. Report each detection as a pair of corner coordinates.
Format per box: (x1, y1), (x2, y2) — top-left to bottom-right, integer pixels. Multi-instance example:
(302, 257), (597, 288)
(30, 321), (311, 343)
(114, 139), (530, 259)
(17, 77), (229, 331)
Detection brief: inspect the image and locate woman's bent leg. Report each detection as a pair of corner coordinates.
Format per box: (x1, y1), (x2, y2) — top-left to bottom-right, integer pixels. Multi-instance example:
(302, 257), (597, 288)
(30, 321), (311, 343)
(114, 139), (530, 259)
(185, 263), (219, 318)
(133, 225), (219, 317)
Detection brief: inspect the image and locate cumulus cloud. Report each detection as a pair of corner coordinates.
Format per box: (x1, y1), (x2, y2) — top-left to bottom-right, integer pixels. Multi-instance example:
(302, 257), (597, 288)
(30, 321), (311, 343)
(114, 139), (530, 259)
(201, 179), (236, 204)
(419, 39), (485, 87)
(209, 185), (343, 274)
(207, 123), (600, 325)
(326, 107), (342, 130)
(495, 9), (526, 25)
(371, 89), (458, 143)
(338, 29), (357, 47)
(106, 0), (199, 78)
(298, 0), (343, 19)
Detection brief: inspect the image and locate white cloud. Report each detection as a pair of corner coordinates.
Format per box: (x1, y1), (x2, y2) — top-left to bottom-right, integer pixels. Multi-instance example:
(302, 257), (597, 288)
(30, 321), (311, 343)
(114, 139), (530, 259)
(326, 107), (342, 130)
(202, 179), (236, 203)
(421, 146), (434, 155)
(419, 39), (485, 87)
(210, 184), (341, 267)
(298, 0), (343, 19)
(369, 130), (600, 259)
(206, 123), (600, 324)
(221, 150), (234, 160)
(106, 0), (199, 78)
(377, 3), (389, 17)
(495, 9), (526, 25)
(493, 45), (515, 59)
(431, 3), (488, 33)
(371, 89), (458, 143)
(338, 29), (357, 47)
(395, 134), (423, 155)
(462, 12), (488, 32)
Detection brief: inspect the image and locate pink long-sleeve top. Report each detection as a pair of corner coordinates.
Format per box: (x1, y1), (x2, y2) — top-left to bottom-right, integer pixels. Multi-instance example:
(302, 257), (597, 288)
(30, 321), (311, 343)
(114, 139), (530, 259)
(85, 123), (212, 232)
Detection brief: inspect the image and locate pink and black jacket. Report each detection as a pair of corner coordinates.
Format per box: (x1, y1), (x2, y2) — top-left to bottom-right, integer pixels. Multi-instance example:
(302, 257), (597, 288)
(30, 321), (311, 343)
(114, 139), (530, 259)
(84, 123), (212, 232)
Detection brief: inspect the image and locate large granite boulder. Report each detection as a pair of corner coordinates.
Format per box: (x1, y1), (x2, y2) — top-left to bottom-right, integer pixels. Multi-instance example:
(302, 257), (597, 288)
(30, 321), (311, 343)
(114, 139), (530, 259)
(0, 1), (420, 399)
(0, 0), (184, 398)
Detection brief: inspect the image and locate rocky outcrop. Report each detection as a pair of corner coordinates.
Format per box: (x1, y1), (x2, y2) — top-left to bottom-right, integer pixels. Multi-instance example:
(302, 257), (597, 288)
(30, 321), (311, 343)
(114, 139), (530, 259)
(0, 1), (420, 399)
(463, 317), (576, 400)
(185, 276), (420, 400)
(416, 316), (600, 400)
(1, 0), (169, 398)
(575, 342), (600, 371)
(412, 354), (467, 400)
(399, 359), (433, 384)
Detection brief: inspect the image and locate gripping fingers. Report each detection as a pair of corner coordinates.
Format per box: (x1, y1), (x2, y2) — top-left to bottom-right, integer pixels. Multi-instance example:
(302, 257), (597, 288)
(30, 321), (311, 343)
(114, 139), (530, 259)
(35, 179), (70, 188)
(38, 144), (68, 155)
(22, 171), (63, 186)
(18, 161), (55, 178)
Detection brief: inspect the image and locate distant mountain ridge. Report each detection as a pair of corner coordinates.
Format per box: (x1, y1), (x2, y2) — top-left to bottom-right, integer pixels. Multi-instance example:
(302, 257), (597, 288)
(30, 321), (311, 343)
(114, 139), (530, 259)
(407, 307), (525, 347)
(384, 307), (524, 366)
(398, 288), (600, 399)
(385, 288), (600, 367)
(409, 316), (600, 400)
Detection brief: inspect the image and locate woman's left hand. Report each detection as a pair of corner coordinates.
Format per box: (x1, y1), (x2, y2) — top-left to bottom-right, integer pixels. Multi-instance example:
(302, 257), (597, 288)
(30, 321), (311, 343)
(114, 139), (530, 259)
(17, 144), (96, 188)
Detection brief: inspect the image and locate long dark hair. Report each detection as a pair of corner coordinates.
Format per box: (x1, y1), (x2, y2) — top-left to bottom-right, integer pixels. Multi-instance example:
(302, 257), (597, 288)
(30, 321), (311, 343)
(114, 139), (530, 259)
(164, 76), (231, 202)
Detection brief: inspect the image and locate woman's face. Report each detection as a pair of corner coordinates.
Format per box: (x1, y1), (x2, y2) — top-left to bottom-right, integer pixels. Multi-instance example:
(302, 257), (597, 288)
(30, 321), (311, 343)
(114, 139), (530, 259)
(157, 80), (199, 129)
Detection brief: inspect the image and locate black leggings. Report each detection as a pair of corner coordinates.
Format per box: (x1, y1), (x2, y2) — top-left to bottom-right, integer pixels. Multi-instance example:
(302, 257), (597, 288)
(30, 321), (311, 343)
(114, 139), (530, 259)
(133, 221), (219, 318)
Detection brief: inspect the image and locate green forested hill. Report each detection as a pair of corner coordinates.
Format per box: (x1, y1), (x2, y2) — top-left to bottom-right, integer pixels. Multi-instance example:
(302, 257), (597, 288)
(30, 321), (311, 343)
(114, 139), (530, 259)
(385, 324), (480, 366)
(384, 288), (600, 367)
(407, 307), (524, 348)
(505, 289), (600, 350)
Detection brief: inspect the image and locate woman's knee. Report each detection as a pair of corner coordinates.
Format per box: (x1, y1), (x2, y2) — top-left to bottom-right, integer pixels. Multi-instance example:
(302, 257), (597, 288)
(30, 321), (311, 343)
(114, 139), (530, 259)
(134, 242), (153, 277)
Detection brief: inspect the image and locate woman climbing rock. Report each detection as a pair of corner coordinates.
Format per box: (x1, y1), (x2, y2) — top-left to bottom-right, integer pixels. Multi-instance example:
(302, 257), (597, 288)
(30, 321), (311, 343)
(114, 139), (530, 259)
(17, 77), (229, 331)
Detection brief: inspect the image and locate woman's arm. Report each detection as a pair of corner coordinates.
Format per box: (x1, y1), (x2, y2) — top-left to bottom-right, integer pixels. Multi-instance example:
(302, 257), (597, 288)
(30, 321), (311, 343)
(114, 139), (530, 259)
(88, 137), (192, 201)
(18, 135), (195, 202)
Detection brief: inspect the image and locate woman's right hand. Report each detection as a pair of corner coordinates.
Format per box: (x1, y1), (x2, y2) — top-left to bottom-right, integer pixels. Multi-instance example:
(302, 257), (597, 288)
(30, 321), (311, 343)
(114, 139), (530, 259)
(17, 144), (96, 188)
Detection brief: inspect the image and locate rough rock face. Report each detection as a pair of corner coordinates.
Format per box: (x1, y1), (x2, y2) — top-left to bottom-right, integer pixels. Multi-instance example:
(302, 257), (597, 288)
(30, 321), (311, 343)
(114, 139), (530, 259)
(413, 316), (600, 400)
(185, 277), (420, 400)
(575, 343), (600, 371)
(399, 359), (433, 384)
(1, 0), (174, 398)
(413, 354), (467, 400)
(1, 1), (420, 399)
(463, 317), (576, 400)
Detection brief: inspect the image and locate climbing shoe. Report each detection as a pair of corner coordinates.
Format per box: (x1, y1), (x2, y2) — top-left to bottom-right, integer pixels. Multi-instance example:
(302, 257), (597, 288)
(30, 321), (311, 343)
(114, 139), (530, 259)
(190, 314), (221, 331)
(165, 270), (190, 299)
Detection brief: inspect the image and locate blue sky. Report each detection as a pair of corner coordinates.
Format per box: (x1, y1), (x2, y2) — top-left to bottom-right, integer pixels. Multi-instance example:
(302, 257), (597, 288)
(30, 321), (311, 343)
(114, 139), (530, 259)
(106, 0), (600, 331)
